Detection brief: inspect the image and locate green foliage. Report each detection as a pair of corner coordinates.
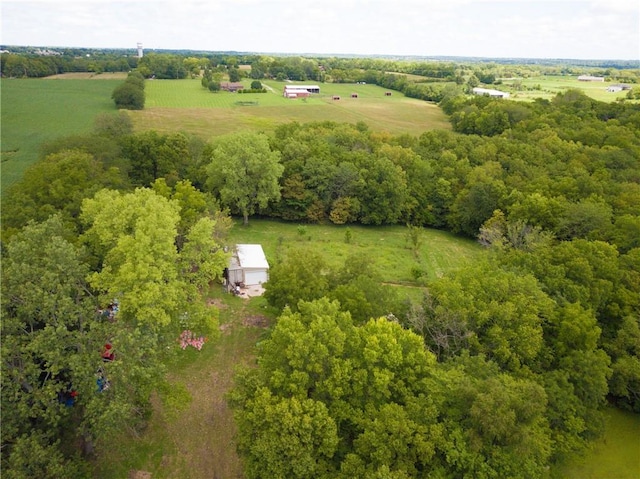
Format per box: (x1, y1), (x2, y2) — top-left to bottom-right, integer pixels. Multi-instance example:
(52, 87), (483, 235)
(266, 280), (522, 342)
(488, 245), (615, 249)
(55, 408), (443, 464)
(93, 111), (134, 139)
(231, 298), (554, 478)
(122, 131), (192, 186)
(81, 188), (181, 328)
(2, 149), (128, 240)
(264, 248), (329, 311)
(111, 79), (145, 110)
(206, 131), (284, 225)
(1, 216), (96, 476)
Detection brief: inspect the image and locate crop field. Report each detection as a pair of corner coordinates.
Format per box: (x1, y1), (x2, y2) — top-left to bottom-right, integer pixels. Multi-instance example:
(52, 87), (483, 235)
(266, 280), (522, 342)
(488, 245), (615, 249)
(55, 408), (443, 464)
(127, 79), (451, 139)
(500, 75), (632, 102)
(0, 77), (121, 192)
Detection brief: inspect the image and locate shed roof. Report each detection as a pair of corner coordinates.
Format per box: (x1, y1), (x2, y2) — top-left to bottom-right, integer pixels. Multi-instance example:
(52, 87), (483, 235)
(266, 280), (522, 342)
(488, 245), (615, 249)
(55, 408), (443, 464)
(284, 85), (320, 90)
(236, 244), (269, 269)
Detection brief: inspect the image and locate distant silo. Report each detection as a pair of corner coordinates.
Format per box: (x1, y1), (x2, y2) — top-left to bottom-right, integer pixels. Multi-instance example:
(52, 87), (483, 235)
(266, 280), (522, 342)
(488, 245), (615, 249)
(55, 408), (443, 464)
(137, 43), (143, 58)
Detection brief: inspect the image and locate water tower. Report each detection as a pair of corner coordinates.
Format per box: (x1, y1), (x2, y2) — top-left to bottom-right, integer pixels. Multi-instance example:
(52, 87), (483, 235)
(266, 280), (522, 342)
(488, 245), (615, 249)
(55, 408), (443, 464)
(137, 42), (143, 58)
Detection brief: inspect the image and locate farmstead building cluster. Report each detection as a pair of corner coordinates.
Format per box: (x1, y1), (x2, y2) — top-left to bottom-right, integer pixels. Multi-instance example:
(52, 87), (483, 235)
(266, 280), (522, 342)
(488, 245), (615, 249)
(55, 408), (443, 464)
(283, 84), (321, 98)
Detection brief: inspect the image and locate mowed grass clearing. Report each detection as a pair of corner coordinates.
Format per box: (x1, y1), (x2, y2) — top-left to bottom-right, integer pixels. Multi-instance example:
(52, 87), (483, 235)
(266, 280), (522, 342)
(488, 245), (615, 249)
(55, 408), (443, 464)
(128, 79), (451, 139)
(1, 78), (121, 192)
(553, 407), (640, 479)
(226, 219), (483, 287)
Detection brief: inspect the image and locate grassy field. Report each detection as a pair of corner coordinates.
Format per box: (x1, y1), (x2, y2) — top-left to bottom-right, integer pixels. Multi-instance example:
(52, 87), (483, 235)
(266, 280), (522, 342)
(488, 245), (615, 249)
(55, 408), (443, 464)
(500, 75), (632, 102)
(93, 290), (270, 479)
(127, 79), (451, 139)
(553, 407), (640, 479)
(1, 75), (449, 192)
(0, 77), (121, 192)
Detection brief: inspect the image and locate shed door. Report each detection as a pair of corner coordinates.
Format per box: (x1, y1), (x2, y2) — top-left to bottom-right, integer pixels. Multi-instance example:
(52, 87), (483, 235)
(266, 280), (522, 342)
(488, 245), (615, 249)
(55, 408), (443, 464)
(244, 270), (268, 285)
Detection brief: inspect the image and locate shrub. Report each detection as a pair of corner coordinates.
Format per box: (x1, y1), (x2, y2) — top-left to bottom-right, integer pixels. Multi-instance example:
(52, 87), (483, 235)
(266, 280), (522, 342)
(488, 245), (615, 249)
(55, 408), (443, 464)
(112, 81), (145, 110)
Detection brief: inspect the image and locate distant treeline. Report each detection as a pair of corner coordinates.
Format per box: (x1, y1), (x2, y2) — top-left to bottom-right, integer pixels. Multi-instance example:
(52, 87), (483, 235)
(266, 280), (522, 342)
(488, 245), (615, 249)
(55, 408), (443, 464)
(2, 47), (639, 87)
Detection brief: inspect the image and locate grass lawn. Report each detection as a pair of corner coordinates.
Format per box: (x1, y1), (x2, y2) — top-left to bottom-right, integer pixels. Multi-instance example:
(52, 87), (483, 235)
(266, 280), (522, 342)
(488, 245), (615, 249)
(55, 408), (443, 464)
(127, 79), (451, 140)
(553, 407), (640, 479)
(92, 290), (271, 479)
(226, 218), (483, 300)
(0, 78), (122, 193)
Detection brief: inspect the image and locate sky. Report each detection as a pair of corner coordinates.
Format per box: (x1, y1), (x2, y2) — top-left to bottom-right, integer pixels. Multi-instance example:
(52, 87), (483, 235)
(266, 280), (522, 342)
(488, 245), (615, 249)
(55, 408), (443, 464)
(1, 0), (639, 60)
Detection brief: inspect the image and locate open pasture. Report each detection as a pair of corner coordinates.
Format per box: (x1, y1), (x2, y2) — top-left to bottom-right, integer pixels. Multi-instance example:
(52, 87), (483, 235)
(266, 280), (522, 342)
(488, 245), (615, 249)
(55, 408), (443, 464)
(500, 75), (631, 102)
(128, 79), (451, 139)
(1, 78), (120, 192)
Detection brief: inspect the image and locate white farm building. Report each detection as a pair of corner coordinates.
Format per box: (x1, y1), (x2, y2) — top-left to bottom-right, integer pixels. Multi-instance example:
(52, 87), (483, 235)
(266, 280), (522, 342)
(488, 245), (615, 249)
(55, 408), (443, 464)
(472, 87), (510, 99)
(226, 244), (270, 286)
(283, 85), (321, 98)
(578, 75), (605, 82)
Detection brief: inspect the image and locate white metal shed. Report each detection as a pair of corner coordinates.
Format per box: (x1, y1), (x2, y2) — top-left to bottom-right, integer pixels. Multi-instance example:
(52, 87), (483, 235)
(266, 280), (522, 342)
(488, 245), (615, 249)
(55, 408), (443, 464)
(227, 244), (269, 286)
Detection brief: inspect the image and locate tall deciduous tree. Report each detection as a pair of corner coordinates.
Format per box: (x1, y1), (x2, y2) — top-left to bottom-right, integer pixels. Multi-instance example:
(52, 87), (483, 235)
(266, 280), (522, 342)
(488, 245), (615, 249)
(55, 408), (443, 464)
(206, 131), (284, 225)
(80, 188), (183, 329)
(1, 216), (95, 477)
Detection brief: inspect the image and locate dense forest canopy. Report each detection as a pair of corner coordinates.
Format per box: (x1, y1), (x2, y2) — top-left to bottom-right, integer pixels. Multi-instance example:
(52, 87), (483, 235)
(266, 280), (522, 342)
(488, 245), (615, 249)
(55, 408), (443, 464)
(1, 50), (639, 477)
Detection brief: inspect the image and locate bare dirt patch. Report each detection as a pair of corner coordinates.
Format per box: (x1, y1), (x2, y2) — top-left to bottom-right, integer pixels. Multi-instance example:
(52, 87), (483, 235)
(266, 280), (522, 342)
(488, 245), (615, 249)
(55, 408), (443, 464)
(129, 471), (152, 479)
(242, 315), (269, 328)
(207, 298), (228, 309)
(45, 72), (128, 80)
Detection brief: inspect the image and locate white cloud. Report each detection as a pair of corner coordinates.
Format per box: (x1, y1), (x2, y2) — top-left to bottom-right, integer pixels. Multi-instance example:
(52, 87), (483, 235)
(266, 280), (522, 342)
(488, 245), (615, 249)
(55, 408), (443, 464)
(1, 0), (638, 59)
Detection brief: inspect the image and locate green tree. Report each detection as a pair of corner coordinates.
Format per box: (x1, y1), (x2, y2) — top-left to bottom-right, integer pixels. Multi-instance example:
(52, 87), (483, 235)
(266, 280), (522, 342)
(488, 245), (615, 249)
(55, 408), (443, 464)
(93, 111), (134, 139)
(1, 216), (95, 476)
(80, 188), (182, 329)
(122, 131), (192, 186)
(264, 248), (329, 311)
(414, 262), (553, 370)
(206, 131), (284, 225)
(1, 149), (127, 240)
(231, 297), (555, 478)
(111, 81), (144, 110)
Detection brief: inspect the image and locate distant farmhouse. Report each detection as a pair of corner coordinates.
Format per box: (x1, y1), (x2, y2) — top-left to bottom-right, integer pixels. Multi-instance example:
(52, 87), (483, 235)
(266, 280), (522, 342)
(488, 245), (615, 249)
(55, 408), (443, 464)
(578, 75), (605, 82)
(472, 87), (510, 99)
(607, 84), (632, 93)
(221, 82), (244, 92)
(283, 85), (321, 98)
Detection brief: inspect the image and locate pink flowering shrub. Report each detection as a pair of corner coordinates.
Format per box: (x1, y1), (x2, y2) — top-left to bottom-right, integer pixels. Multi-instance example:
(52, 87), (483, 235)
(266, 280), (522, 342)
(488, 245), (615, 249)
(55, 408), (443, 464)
(178, 330), (207, 351)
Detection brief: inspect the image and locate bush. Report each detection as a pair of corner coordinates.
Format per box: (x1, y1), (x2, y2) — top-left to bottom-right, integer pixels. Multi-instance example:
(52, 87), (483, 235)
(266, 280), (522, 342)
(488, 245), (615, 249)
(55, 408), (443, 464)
(112, 72), (145, 110)
(112, 82), (145, 110)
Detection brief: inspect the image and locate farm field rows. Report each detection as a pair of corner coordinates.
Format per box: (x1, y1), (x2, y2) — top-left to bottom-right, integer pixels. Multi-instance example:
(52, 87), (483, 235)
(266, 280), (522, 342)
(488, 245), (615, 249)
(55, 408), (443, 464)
(0, 78), (121, 192)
